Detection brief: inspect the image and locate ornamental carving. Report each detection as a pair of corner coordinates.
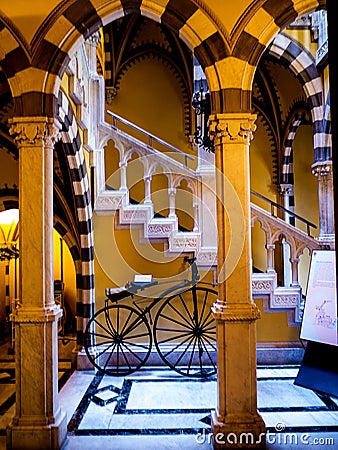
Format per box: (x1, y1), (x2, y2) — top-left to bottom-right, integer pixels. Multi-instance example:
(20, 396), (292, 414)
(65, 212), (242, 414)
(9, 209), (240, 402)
(9, 118), (61, 148)
(148, 224), (172, 235)
(95, 196), (122, 210)
(311, 162), (332, 178)
(208, 115), (256, 146)
(273, 295), (298, 306)
(121, 210), (146, 220)
(252, 280), (273, 292)
(172, 237), (198, 248)
(196, 252), (217, 264)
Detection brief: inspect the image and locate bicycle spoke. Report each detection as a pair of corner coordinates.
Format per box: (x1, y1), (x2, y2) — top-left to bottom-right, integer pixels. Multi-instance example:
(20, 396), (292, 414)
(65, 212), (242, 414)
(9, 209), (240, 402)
(122, 340), (151, 351)
(156, 329), (193, 345)
(202, 325), (216, 335)
(200, 310), (214, 329)
(123, 315), (146, 337)
(103, 342), (117, 371)
(201, 338), (217, 372)
(202, 333), (217, 352)
(162, 333), (195, 358)
(177, 293), (194, 324)
(92, 316), (115, 338)
(158, 312), (193, 330)
(120, 309), (133, 335)
(121, 341), (145, 362)
(121, 331), (150, 340)
(86, 330), (114, 343)
(119, 345), (133, 371)
(186, 338), (197, 375)
(92, 341), (116, 362)
(171, 334), (195, 367)
(197, 290), (209, 327)
(165, 300), (194, 328)
(105, 307), (118, 336)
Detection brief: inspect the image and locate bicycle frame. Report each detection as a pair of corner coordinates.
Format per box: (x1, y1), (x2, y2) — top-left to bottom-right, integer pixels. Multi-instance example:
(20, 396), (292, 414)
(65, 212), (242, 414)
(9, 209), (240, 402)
(85, 256), (218, 377)
(105, 256), (201, 322)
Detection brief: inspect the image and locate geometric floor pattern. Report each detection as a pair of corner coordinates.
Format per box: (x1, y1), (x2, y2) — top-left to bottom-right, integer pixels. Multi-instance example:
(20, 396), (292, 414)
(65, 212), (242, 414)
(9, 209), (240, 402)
(1, 357), (338, 449)
(63, 366), (338, 437)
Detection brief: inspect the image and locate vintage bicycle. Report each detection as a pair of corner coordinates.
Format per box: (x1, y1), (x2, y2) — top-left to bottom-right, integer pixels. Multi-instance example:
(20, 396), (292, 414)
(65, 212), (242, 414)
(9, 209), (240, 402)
(84, 257), (218, 378)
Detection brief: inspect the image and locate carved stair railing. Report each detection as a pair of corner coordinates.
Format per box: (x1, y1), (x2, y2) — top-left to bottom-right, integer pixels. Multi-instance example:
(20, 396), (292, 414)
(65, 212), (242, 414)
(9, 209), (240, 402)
(95, 111), (217, 265)
(251, 201), (325, 325)
(95, 110), (327, 323)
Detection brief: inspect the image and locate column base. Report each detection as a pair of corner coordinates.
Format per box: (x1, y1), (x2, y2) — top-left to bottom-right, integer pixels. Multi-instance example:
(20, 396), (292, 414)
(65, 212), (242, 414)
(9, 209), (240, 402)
(6, 411), (67, 450)
(211, 410), (266, 449)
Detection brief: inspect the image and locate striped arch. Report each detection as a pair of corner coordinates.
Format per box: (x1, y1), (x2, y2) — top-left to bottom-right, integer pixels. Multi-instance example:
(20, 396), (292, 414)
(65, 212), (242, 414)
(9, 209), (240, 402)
(269, 33), (325, 162)
(322, 92), (331, 159)
(56, 90), (94, 348)
(0, 0), (325, 118)
(280, 111), (309, 226)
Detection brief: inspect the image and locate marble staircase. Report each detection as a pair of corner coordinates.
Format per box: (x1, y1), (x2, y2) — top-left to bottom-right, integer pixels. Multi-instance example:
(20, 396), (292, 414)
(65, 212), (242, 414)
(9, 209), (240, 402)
(93, 112), (326, 326)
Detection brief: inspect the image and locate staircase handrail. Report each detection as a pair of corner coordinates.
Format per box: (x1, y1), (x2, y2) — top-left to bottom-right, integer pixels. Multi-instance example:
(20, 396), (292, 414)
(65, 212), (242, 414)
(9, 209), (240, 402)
(250, 190), (317, 237)
(106, 110), (194, 167)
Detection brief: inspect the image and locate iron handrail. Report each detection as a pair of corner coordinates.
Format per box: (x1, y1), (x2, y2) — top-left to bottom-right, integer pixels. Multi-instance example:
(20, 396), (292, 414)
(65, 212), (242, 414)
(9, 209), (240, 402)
(106, 110), (194, 167)
(250, 189), (317, 237)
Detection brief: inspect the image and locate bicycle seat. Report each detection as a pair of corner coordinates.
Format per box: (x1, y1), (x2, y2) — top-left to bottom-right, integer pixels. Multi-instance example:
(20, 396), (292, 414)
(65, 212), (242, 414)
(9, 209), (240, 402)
(105, 287), (133, 302)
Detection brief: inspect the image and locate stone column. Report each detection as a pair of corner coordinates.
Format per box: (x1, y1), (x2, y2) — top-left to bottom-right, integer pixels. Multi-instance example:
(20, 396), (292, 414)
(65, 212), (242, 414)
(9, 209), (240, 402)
(278, 184), (294, 224)
(6, 117), (67, 450)
(144, 175), (152, 204)
(278, 184), (293, 285)
(209, 114), (266, 449)
(266, 244), (275, 273)
(119, 160), (128, 191)
(311, 161), (335, 246)
(168, 187), (176, 219)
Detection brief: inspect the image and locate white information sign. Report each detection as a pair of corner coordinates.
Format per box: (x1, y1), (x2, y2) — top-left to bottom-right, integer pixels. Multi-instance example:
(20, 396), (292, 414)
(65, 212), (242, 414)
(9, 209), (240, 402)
(300, 250), (337, 346)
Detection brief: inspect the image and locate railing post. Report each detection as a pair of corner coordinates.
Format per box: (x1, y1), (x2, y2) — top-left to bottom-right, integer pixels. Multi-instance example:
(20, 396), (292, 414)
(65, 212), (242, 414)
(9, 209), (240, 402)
(290, 257), (300, 286)
(119, 160), (127, 191)
(168, 187), (176, 218)
(144, 175), (152, 204)
(266, 243), (275, 273)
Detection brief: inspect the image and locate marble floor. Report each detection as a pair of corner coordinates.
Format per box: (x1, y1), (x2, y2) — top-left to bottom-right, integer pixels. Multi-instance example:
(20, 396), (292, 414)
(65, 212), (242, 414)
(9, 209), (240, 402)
(1, 339), (338, 449)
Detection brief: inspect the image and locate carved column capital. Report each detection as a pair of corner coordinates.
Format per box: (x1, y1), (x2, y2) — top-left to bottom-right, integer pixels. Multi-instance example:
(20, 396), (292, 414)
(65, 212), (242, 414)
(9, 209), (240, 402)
(86, 31), (100, 47)
(8, 117), (61, 149)
(311, 161), (333, 179)
(168, 187), (176, 196)
(278, 183), (294, 195)
(106, 87), (117, 105)
(208, 113), (257, 148)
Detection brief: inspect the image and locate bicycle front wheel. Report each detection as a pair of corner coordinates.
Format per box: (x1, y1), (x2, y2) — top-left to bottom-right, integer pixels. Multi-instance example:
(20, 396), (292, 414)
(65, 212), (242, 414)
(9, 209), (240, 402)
(154, 286), (217, 378)
(84, 304), (152, 376)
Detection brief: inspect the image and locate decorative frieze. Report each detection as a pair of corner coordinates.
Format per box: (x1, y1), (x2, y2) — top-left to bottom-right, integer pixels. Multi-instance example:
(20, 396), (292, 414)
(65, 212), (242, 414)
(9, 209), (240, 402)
(273, 295), (298, 306)
(95, 195), (123, 211)
(120, 209), (147, 221)
(252, 279), (274, 292)
(147, 223), (173, 236)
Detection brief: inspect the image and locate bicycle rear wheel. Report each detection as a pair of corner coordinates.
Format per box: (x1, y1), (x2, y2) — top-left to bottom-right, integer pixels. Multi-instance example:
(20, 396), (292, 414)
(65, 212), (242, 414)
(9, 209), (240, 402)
(154, 286), (217, 378)
(84, 304), (152, 376)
